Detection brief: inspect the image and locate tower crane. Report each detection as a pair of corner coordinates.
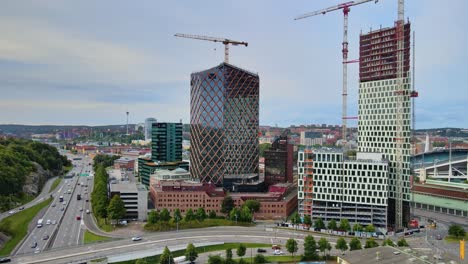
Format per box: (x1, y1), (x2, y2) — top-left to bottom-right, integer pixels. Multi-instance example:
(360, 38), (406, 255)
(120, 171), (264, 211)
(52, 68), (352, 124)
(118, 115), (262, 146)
(174, 33), (248, 64)
(295, 0), (381, 143)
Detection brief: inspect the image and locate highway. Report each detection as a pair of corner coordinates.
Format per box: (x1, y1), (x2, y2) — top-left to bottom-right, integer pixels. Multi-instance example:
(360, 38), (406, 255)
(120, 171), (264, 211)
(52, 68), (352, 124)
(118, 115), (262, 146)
(52, 156), (93, 249)
(15, 155), (91, 255)
(10, 226), (352, 264)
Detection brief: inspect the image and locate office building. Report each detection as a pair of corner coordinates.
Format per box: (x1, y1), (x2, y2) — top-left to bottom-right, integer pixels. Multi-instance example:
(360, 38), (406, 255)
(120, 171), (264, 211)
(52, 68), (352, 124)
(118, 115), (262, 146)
(144, 118), (157, 141)
(264, 136), (294, 187)
(151, 122), (183, 162)
(190, 63), (259, 188)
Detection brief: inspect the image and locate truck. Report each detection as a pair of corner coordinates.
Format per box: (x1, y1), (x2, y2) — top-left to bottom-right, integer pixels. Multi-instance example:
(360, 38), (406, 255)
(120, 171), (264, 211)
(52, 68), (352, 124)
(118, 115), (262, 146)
(77, 194), (81, 200)
(37, 219), (44, 228)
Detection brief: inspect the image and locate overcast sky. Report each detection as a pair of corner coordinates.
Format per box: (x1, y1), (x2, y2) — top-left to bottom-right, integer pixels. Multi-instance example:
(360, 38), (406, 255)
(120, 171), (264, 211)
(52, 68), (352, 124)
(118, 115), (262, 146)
(0, 0), (466, 128)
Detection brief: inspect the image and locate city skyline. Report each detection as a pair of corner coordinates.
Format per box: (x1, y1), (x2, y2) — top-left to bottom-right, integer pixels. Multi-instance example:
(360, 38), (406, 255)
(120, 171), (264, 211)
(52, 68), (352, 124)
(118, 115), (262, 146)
(0, 0), (467, 128)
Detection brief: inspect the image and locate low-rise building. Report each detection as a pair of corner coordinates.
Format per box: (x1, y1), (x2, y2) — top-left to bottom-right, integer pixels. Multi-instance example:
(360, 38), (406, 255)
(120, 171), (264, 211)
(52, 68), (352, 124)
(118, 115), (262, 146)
(109, 183), (148, 221)
(150, 168), (193, 186)
(114, 157), (136, 170)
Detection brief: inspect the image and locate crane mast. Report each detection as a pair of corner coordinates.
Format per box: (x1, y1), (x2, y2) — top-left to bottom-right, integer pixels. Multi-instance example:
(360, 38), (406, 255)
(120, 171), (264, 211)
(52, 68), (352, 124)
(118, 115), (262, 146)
(174, 33), (248, 63)
(295, 0), (380, 144)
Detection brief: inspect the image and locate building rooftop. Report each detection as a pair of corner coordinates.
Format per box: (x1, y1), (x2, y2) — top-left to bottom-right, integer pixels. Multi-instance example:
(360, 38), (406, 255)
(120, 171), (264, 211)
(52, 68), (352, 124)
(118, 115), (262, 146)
(411, 193), (467, 211)
(110, 182), (147, 193)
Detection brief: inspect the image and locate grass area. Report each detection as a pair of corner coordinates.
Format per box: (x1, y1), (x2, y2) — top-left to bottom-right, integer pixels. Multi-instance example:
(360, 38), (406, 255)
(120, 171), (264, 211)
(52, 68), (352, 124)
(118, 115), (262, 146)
(49, 177), (62, 193)
(114, 243), (272, 264)
(95, 216), (113, 232)
(444, 234), (468, 243)
(235, 255), (302, 263)
(63, 164), (73, 174)
(144, 218), (254, 232)
(0, 197), (52, 255)
(84, 230), (112, 244)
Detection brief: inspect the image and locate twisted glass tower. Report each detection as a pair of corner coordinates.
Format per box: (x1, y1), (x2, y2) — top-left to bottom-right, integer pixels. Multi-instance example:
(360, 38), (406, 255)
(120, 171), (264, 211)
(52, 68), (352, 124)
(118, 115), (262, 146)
(190, 63), (259, 187)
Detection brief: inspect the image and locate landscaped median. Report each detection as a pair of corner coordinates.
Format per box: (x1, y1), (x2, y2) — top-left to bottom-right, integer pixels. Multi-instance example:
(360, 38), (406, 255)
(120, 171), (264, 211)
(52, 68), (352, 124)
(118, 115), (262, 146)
(0, 197), (52, 255)
(144, 218), (253, 232)
(84, 230), (113, 244)
(114, 243), (272, 264)
(49, 177), (62, 193)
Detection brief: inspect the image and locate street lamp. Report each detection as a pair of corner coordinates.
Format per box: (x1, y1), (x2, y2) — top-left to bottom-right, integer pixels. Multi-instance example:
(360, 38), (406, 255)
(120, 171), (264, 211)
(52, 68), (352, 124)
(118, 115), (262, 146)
(176, 216), (179, 232)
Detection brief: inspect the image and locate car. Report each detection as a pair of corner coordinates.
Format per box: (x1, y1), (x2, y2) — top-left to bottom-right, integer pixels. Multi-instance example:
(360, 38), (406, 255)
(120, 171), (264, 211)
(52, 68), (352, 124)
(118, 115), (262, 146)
(62, 201), (66, 205)
(257, 249), (267, 253)
(30, 242), (37, 248)
(273, 250), (284, 255)
(132, 236), (142, 241)
(46, 219), (51, 225)
(52, 204), (56, 207)
(76, 216), (81, 220)
(8, 211), (15, 215)
(85, 199), (89, 202)
(19, 206), (24, 210)
(42, 235), (49, 240)
(436, 234), (442, 240)
(34, 248), (40, 254)
(86, 209), (90, 214)
(79, 208), (83, 212)
(60, 207), (64, 211)
(0, 257), (11, 263)
(51, 220), (57, 225)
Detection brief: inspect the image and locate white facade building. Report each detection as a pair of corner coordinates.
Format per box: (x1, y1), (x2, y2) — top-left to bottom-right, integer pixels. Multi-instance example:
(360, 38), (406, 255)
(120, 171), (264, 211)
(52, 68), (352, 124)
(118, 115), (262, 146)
(109, 183), (148, 221)
(144, 118), (157, 141)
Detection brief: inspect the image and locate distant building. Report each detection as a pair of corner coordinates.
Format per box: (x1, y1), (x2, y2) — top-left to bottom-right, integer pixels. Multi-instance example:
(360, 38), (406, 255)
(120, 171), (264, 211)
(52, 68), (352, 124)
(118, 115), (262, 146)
(144, 118), (157, 141)
(109, 183), (148, 221)
(151, 122), (183, 162)
(264, 136), (293, 187)
(300, 131), (323, 146)
(190, 63), (259, 188)
(113, 157), (136, 171)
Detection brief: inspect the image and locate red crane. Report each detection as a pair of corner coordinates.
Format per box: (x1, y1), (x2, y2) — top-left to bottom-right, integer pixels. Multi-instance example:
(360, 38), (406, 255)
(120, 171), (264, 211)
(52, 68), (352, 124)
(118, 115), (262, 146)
(295, 0), (380, 143)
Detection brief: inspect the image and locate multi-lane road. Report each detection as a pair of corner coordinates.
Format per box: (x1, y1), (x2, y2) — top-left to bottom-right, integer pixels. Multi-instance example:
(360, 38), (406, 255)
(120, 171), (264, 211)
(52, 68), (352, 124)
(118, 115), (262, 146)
(15, 155), (94, 255)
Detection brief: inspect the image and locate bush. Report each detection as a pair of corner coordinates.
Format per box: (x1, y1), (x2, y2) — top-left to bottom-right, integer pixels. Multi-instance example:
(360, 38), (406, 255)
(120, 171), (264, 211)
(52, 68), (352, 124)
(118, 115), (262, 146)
(254, 254), (267, 264)
(448, 224), (466, 238)
(397, 238), (409, 247)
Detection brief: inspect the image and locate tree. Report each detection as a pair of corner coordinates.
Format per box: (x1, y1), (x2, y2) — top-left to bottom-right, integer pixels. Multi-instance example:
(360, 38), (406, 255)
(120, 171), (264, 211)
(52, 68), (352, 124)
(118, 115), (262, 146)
(196, 207), (207, 221)
(382, 239), (395, 246)
(207, 255), (224, 264)
(185, 208), (195, 222)
(225, 248), (233, 264)
(237, 243), (246, 258)
(147, 210), (159, 224)
(339, 219), (351, 231)
(318, 238), (330, 259)
(364, 224), (375, 233)
(254, 254), (267, 264)
(209, 210), (217, 219)
(397, 238), (409, 247)
(448, 224), (466, 238)
(286, 238), (298, 261)
(135, 258), (148, 264)
(327, 219), (337, 230)
(107, 195), (126, 221)
(160, 208), (171, 222)
(185, 243), (198, 264)
(353, 223), (363, 232)
(159, 246), (174, 264)
(230, 207), (241, 222)
(349, 238), (362, 251)
(303, 235), (318, 260)
(314, 218), (325, 230)
(173, 208), (182, 222)
(239, 206), (252, 222)
(244, 200), (261, 212)
(303, 215), (312, 227)
(259, 143), (272, 157)
(365, 238), (379, 249)
(221, 196), (235, 214)
(336, 237), (349, 254)
(291, 212), (301, 228)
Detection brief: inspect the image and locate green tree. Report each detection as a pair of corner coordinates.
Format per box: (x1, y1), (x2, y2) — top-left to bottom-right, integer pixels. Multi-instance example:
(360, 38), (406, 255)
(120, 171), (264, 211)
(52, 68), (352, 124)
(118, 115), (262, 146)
(336, 237), (349, 254)
(237, 243), (246, 258)
(397, 238), (409, 247)
(303, 235), (318, 260)
(221, 196), (235, 214)
(135, 258), (148, 264)
(209, 210), (217, 219)
(303, 215), (312, 227)
(185, 208), (195, 222)
(253, 254), (267, 264)
(160, 208), (171, 222)
(147, 210), (159, 224)
(207, 255), (224, 264)
(291, 212), (301, 228)
(173, 208), (182, 222)
(185, 243), (198, 263)
(349, 238), (362, 251)
(318, 238), (331, 260)
(364, 224), (375, 233)
(107, 195), (126, 221)
(225, 248), (233, 264)
(314, 218), (325, 230)
(244, 200), (261, 212)
(286, 238), (298, 261)
(259, 143), (272, 157)
(196, 207), (207, 221)
(353, 223), (363, 232)
(365, 238), (379, 248)
(448, 224), (466, 238)
(230, 207), (241, 222)
(382, 239), (395, 246)
(327, 219), (337, 230)
(159, 246), (174, 264)
(339, 219), (351, 231)
(240, 206), (252, 222)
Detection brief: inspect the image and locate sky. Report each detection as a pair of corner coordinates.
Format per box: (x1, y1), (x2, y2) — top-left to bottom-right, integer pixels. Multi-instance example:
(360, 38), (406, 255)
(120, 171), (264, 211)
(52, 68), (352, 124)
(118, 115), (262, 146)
(0, 0), (466, 129)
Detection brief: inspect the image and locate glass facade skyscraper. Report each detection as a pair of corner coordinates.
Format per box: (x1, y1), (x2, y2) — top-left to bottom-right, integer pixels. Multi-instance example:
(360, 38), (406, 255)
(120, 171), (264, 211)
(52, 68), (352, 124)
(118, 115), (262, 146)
(151, 122), (183, 162)
(190, 63), (259, 187)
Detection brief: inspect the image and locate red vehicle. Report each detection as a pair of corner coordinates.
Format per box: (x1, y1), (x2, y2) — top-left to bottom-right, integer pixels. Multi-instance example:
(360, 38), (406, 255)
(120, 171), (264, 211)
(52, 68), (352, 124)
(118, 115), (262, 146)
(76, 216), (81, 220)
(409, 219), (419, 228)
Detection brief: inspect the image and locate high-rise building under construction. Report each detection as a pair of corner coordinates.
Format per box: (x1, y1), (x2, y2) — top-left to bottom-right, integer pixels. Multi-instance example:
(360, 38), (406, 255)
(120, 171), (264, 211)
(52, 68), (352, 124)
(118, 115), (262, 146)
(190, 63), (259, 188)
(358, 22), (412, 228)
